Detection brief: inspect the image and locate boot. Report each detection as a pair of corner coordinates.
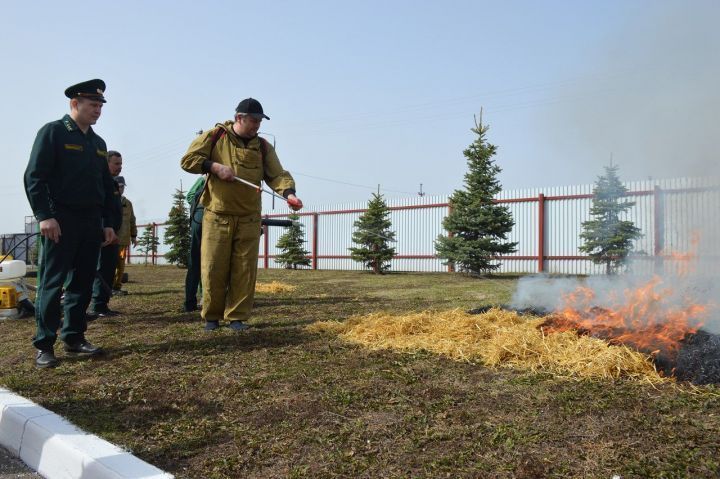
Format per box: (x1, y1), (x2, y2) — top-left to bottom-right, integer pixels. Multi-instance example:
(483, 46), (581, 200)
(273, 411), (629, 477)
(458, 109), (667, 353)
(36, 349), (59, 368)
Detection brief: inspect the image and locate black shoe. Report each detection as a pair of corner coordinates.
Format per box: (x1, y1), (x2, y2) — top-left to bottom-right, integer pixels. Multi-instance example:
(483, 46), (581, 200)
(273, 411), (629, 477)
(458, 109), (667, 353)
(18, 299), (35, 319)
(183, 304), (199, 312)
(36, 350), (59, 368)
(112, 289), (129, 296)
(92, 307), (121, 317)
(204, 320), (220, 331)
(63, 340), (103, 355)
(85, 312), (100, 322)
(228, 321), (250, 332)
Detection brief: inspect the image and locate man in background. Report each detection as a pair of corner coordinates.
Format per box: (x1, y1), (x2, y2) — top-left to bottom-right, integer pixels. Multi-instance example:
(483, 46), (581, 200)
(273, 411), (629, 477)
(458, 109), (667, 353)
(90, 151), (123, 316)
(112, 176), (137, 295)
(184, 176), (205, 312)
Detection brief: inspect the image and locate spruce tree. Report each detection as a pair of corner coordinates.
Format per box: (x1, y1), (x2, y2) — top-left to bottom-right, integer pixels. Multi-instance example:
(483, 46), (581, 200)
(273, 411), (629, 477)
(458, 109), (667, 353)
(164, 187), (191, 267)
(349, 193), (396, 274)
(579, 164), (642, 274)
(136, 224), (160, 265)
(435, 115), (517, 275)
(274, 214), (311, 269)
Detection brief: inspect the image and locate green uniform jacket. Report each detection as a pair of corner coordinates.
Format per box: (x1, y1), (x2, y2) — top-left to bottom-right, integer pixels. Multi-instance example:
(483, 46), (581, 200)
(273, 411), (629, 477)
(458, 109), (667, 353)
(117, 196), (137, 246)
(180, 121), (295, 218)
(109, 181), (123, 232)
(24, 114), (116, 225)
(186, 176), (206, 210)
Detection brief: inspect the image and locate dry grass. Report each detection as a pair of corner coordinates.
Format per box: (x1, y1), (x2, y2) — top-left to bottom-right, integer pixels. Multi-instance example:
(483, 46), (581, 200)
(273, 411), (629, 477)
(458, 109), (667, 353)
(254, 281), (296, 294)
(309, 308), (665, 382)
(1, 267), (718, 479)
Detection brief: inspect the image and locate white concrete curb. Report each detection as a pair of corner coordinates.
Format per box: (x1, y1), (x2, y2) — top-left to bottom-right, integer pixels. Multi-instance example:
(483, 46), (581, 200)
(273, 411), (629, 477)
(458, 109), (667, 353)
(0, 388), (173, 479)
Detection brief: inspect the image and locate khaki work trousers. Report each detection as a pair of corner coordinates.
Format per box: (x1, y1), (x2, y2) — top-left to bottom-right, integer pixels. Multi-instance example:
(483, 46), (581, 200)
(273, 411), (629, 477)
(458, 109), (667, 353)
(201, 209), (261, 323)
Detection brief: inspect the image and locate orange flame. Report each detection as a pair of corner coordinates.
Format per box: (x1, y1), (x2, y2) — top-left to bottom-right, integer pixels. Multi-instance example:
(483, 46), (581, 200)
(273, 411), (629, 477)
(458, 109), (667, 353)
(661, 230), (700, 277)
(542, 276), (708, 358)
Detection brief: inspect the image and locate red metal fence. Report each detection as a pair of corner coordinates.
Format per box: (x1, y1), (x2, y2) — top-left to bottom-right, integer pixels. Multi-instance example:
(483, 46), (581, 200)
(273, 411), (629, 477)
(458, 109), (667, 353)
(128, 179), (720, 274)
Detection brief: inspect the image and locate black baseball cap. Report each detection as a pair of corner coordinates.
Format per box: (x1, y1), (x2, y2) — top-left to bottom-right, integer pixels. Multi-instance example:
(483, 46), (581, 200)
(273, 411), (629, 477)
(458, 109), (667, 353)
(115, 176), (126, 186)
(235, 98), (269, 120)
(64, 79), (107, 103)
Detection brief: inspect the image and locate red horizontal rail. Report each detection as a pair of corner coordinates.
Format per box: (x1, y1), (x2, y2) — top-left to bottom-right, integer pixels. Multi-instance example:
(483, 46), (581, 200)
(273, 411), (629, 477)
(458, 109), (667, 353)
(130, 184), (720, 271)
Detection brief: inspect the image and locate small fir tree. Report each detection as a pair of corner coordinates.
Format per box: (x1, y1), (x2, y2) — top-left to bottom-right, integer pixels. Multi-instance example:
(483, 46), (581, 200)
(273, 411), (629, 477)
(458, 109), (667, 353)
(349, 193), (396, 274)
(579, 164), (642, 274)
(274, 214), (311, 269)
(435, 114), (517, 275)
(164, 186), (191, 268)
(136, 224), (160, 265)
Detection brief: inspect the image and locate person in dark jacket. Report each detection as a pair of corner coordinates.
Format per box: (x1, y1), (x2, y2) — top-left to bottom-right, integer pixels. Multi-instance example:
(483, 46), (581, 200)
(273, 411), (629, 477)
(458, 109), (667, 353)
(184, 176), (205, 312)
(90, 151), (123, 316)
(24, 79), (117, 368)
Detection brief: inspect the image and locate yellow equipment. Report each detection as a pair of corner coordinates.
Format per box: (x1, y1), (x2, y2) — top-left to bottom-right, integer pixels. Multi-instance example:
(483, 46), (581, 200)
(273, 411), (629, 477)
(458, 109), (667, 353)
(0, 286), (18, 309)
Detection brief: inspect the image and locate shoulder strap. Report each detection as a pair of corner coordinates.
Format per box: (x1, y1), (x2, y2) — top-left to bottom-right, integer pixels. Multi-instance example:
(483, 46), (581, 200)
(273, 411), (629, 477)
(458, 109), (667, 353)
(191, 127), (225, 219)
(210, 127), (226, 153)
(258, 137), (268, 163)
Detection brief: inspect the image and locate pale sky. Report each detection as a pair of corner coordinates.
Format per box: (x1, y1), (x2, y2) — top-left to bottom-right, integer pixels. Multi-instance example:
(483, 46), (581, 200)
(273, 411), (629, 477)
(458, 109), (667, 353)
(1, 0), (718, 232)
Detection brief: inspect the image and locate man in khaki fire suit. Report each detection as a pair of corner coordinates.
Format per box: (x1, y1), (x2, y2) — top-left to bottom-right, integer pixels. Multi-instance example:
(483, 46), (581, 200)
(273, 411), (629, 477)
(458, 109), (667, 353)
(180, 98), (303, 331)
(112, 176), (137, 294)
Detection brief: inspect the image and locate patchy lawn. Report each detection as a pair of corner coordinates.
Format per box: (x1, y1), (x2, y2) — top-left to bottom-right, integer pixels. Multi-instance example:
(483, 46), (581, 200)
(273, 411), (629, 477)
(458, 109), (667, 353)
(1, 266), (718, 479)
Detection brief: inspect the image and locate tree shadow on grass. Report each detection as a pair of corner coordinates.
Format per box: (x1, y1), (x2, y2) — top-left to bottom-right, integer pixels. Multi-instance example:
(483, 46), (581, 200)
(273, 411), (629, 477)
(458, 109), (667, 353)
(249, 317), (318, 329)
(104, 326), (311, 360)
(40, 394), (228, 475)
(253, 295), (362, 308)
(126, 289), (182, 297)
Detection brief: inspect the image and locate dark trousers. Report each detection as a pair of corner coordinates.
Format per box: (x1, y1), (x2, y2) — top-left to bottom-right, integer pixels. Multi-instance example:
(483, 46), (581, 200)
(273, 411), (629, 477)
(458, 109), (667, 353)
(184, 208), (203, 310)
(91, 243), (119, 310)
(33, 211), (102, 350)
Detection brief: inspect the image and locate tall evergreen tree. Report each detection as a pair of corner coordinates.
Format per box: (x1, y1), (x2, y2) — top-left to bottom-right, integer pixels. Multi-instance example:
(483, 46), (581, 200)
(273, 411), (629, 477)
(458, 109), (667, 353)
(435, 115), (517, 275)
(164, 187), (191, 267)
(579, 164), (642, 274)
(275, 214), (311, 269)
(136, 224), (160, 265)
(349, 193), (396, 274)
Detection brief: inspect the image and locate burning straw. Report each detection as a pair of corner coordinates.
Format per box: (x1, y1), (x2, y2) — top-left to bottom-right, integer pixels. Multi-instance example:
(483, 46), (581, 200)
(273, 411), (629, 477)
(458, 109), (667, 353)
(255, 281), (297, 294)
(308, 308), (665, 382)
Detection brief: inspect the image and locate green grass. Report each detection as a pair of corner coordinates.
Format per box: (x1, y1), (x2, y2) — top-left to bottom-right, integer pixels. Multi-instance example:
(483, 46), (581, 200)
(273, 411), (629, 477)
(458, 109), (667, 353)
(1, 266), (718, 478)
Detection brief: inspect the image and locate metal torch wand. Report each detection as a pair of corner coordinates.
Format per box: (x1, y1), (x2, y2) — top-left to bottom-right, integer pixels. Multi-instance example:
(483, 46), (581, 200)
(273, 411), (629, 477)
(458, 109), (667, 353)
(233, 176), (287, 203)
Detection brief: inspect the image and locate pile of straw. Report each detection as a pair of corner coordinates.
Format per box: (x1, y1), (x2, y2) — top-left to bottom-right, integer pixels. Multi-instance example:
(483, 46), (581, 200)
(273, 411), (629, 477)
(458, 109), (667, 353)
(255, 281), (297, 294)
(307, 308), (665, 382)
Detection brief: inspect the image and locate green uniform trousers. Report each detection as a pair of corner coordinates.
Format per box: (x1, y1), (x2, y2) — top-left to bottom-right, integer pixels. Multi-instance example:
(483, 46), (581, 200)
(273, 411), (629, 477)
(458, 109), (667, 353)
(184, 207), (203, 311)
(201, 210), (261, 323)
(33, 209), (102, 350)
(91, 243), (119, 310)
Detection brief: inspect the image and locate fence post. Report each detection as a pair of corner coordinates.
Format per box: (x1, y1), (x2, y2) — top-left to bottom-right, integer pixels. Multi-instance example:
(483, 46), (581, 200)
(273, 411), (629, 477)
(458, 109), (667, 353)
(538, 193), (545, 273)
(263, 215), (270, 269)
(653, 185), (664, 274)
(312, 213), (319, 270)
(447, 204), (455, 273)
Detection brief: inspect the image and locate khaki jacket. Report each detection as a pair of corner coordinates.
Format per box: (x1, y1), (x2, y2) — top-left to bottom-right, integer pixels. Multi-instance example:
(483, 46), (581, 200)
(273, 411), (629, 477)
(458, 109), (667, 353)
(180, 121), (295, 218)
(117, 196), (137, 246)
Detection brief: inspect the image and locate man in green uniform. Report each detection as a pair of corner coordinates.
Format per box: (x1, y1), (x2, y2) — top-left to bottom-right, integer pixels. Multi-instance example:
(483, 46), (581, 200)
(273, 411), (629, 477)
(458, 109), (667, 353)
(183, 176), (205, 312)
(90, 151), (123, 315)
(181, 98), (303, 331)
(112, 176), (137, 295)
(24, 79), (117, 368)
